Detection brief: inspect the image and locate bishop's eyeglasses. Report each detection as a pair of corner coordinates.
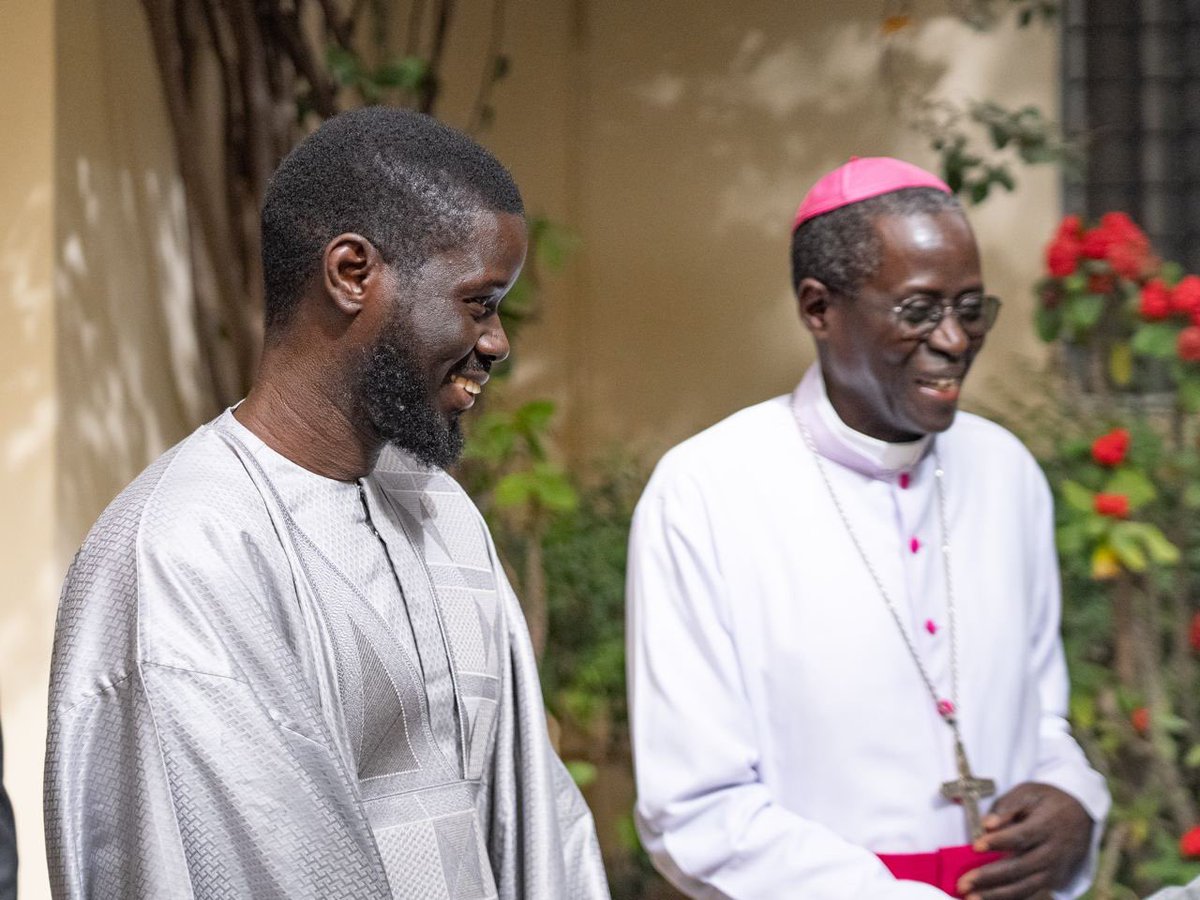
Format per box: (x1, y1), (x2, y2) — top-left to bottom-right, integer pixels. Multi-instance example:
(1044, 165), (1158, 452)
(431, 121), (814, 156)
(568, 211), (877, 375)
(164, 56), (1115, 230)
(892, 293), (1002, 340)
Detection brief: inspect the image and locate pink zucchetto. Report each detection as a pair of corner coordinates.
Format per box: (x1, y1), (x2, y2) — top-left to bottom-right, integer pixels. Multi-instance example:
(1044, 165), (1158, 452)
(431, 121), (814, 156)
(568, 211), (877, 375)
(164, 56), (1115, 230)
(792, 156), (952, 231)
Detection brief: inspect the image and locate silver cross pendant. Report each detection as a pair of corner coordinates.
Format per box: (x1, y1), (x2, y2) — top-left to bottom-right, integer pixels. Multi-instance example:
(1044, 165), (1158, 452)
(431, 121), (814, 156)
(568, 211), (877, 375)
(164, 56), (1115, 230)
(940, 737), (996, 841)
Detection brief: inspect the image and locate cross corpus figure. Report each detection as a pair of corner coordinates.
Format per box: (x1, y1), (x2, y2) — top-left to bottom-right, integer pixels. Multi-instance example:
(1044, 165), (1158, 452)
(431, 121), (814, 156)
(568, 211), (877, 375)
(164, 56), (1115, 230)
(940, 737), (996, 841)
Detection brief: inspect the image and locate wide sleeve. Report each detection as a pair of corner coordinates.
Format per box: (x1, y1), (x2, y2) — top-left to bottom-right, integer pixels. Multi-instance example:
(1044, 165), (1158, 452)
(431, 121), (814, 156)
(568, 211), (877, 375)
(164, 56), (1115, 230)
(1023, 466), (1111, 899)
(484, 545), (610, 900)
(44, 509), (391, 900)
(625, 464), (947, 899)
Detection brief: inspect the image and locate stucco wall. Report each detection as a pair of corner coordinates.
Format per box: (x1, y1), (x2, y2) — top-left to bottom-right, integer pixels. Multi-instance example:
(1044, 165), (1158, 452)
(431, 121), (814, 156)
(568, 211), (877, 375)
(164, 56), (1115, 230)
(0, 1), (57, 897)
(469, 0), (1060, 462)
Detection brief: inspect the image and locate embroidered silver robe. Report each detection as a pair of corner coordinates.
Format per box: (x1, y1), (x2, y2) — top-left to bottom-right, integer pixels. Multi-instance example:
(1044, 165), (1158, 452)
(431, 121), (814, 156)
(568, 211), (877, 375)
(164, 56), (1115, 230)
(45, 411), (609, 900)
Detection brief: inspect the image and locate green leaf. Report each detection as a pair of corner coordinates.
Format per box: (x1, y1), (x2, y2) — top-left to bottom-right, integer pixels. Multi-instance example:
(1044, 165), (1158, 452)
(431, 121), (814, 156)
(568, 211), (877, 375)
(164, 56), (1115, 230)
(492, 472), (536, 509)
(1102, 468), (1157, 510)
(1161, 712), (1190, 734)
(1161, 260), (1185, 286)
(1185, 744), (1200, 768)
(1109, 523), (1148, 571)
(1131, 322), (1181, 359)
(326, 45), (361, 86)
(514, 400), (556, 434)
(565, 760), (597, 788)
(532, 219), (579, 272)
(1064, 271), (1087, 294)
(990, 165), (1015, 192)
(530, 464), (578, 513)
(1034, 305), (1061, 342)
(1139, 523), (1181, 565)
(1056, 522), (1086, 556)
(1180, 374), (1200, 413)
(1060, 480), (1095, 513)
(374, 55), (428, 90)
(1070, 693), (1096, 729)
(1108, 342), (1133, 386)
(1183, 482), (1200, 509)
(1063, 293), (1105, 333)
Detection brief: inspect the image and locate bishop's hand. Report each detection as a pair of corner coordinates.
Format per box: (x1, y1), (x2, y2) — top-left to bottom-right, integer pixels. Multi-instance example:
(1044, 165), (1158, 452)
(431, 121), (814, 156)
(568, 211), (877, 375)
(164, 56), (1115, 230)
(955, 782), (1093, 900)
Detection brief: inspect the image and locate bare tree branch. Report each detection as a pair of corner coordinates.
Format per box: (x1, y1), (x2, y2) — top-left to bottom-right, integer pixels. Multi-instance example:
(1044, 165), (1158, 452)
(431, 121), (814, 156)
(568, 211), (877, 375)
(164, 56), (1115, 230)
(468, 0), (508, 134)
(317, 0), (354, 49)
(419, 0), (454, 113)
(266, 4), (338, 118)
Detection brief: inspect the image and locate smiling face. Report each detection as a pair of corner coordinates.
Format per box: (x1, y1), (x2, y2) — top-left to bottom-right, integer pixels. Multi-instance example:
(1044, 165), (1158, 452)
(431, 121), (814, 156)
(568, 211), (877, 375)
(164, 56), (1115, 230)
(354, 208), (527, 467)
(802, 209), (985, 442)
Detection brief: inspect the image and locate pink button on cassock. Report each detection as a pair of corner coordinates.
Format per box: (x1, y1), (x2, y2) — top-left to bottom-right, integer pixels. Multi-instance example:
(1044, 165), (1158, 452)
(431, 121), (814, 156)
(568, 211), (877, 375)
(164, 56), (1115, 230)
(910, 537), (921, 554)
(899, 472), (911, 489)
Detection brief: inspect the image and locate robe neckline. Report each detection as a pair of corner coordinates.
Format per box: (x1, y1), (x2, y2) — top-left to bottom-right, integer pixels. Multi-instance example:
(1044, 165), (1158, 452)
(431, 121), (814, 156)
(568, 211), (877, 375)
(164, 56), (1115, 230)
(791, 364), (932, 480)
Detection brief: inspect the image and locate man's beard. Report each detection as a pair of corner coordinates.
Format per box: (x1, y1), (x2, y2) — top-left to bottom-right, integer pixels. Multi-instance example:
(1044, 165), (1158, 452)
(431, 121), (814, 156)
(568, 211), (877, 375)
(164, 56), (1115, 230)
(355, 320), (464, 470)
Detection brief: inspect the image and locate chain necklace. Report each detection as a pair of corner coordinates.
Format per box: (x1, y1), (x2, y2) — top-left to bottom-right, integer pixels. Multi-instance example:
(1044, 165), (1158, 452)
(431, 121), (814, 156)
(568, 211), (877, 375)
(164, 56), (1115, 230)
(799, 423), (996, 840)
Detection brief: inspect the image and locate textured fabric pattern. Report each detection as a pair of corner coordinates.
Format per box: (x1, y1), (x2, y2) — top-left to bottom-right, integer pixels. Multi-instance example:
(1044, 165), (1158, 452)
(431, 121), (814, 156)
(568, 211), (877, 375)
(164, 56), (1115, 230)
(45, 411), (609, 900)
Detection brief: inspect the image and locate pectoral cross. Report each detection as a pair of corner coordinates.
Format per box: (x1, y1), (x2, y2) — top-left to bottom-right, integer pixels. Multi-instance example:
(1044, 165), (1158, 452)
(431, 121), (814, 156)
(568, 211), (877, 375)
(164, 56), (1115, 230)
(940, 737), (996, 841)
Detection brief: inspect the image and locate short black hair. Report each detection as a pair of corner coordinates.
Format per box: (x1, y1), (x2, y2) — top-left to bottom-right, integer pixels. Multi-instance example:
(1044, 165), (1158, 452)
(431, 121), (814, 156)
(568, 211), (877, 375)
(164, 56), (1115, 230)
(261, 106), (524, 331)
(790, 187), (962, 295)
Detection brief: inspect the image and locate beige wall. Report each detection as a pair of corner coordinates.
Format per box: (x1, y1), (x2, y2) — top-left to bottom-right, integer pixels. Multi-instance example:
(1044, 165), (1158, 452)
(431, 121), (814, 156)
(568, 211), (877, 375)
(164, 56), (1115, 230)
(0, 3), (1058, 896)
(0, 1), (57, 897)
(470, 0), (1060, 463)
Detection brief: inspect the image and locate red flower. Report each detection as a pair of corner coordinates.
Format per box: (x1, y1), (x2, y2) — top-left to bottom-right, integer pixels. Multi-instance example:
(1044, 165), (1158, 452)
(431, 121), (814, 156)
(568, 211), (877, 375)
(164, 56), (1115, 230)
(1100, 212), (1154, 280)
(1095, 493), (1130, 519)
(1181, 825), (1200, 858)
(1088, 273), (1116, 295)
(1057, 214), (1084, 237)
(1140, 279), (1173, 320)
(1180, 326), (1200, 363)
(1174, 275), (1200, 317)
(1190, 612), (1200, 653)
(1046, 235), (1082, 278)
(1131, 706), (1150, 734)
(1091, 429), (1130, 467)
(1081, 227), (1111, 260)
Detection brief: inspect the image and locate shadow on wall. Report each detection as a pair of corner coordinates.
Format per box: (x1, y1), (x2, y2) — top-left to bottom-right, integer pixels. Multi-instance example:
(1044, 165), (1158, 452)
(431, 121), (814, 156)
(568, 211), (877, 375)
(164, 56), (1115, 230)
(56, 156), (209, 553)
(55, 0), (213, 557)
(0, 182), (57, 680)
(572, 4), (949, 453)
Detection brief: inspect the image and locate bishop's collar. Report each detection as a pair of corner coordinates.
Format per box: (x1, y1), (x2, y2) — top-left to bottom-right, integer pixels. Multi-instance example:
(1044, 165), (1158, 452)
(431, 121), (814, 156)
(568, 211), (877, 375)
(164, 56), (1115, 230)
(791, 364), (933, 479)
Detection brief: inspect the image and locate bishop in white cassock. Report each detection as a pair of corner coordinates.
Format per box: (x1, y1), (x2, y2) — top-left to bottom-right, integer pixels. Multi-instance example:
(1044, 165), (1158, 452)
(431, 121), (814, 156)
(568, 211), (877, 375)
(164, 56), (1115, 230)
(626, 158), (1109, 899)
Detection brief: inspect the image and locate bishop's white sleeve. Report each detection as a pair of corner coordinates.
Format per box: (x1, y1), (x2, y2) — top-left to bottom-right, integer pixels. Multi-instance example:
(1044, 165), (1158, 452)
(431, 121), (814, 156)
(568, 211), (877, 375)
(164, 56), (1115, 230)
(1024, 466), (1111, 899)
(626, 464), (947, 899)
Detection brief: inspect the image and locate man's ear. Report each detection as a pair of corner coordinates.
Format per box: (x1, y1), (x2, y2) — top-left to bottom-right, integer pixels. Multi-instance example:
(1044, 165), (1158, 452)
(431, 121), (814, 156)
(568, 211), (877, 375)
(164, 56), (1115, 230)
(322, 233), (383, 316)
(797, 277), (834, 338)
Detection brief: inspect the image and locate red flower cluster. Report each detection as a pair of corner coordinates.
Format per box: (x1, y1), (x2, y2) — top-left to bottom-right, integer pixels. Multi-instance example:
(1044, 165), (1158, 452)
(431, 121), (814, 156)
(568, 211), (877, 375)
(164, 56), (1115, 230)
(1131, 706), (1150, 734)
(1091, 212), (1154, 280)
(1094, 493), (1130, 519)
(1140, 279), (1173, 321)
(1091, 429), (1130, 467)
(1046, 213), (1154, 281)
(1046, 215), (1083, 278)
(1190, 611), (1200, 654)
(1180, 327), (1200, 363)
(1181, 825), (1200, 859)
(1137, 276), (1200, 326)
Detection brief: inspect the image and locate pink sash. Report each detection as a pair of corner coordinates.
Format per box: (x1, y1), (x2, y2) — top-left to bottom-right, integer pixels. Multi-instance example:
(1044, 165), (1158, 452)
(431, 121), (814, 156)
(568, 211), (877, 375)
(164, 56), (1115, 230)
(878, 845), (1006, 897)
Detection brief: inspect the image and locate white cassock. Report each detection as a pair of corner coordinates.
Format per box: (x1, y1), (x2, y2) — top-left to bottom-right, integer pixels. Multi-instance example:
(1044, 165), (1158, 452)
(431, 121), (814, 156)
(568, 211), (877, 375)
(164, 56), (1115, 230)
(626, 365), (1110, 899)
